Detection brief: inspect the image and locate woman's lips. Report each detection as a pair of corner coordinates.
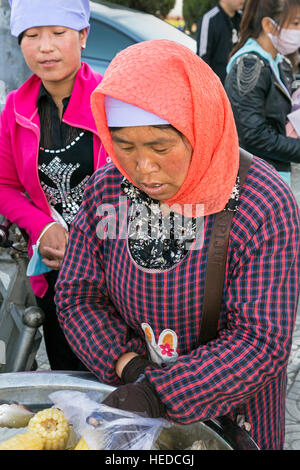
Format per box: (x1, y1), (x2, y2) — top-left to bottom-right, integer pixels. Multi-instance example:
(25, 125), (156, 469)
(139, 182), (168, 196)
(39, 60), (60, 67)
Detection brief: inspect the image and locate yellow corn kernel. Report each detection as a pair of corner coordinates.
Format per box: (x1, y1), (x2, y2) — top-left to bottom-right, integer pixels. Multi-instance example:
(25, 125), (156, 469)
(28, 408), (69, 450)
(0, 430), (44, 450)
(74, 437), (90, 450)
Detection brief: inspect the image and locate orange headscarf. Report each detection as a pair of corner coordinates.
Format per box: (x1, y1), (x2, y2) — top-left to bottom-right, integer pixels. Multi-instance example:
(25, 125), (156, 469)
(91, 39), (239, 216)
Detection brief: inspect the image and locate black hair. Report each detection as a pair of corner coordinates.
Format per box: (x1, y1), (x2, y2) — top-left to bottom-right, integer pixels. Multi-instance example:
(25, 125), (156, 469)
(18, 32), (24, 45)
(109, 124), (191, 150)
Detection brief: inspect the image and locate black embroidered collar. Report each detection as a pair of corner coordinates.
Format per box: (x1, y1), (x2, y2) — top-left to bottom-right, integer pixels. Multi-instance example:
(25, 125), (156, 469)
(121, 177), (240, 269)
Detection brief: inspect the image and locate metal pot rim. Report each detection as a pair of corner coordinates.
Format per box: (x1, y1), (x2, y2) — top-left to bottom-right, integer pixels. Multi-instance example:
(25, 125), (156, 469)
(0, 371), (259, 450)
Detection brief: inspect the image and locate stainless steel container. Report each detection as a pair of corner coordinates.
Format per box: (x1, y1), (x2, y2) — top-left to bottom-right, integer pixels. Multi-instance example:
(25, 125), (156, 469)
(0, 371), (259, 450)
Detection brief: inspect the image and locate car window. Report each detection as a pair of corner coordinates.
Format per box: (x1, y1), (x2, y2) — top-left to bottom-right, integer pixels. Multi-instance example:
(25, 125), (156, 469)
(84, 19), (135, 62)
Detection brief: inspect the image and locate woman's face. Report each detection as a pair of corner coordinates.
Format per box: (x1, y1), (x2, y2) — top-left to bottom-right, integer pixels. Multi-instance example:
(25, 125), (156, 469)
(21, 26), (87, 87)
(111, 125), (193, 201)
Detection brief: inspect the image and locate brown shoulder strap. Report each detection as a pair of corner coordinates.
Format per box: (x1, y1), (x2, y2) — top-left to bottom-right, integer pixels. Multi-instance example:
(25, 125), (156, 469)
(198, 148), (253, 345)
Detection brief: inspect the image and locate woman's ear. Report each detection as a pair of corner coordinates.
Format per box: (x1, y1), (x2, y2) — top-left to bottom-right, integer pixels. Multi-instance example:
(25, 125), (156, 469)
(79, 27), (89, 49)
(261, 17), (278, 34)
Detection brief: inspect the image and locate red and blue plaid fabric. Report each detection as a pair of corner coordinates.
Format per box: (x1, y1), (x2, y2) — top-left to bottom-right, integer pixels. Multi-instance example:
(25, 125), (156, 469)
(55, 156), (300, 450)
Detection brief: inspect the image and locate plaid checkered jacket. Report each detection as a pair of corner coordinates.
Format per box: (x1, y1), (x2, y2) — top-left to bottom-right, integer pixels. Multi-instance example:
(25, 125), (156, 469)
(55, 156), (300, 450)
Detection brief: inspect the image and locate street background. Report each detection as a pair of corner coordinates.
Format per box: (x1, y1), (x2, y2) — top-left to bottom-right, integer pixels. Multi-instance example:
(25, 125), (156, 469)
(1, 0), (300, 450)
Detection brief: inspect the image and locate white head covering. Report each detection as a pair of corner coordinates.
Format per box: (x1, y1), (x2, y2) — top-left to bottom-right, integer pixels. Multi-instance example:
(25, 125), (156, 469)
(104, 95), (170, 127)
(9, 0), (90, 37)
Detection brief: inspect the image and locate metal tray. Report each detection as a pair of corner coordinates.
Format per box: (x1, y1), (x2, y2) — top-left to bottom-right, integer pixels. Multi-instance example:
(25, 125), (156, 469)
(0, 371), (259, 450)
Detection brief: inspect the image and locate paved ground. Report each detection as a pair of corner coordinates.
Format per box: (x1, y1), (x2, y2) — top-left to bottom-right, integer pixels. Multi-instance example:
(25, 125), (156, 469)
(35, 302), (300, 450)
(284, 303), (300, 450)
(285, 164), (300, 450)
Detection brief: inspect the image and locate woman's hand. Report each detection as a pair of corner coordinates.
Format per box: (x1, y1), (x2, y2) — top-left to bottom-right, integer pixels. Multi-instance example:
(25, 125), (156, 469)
(39, 223), (69, 270)
(119, 354), (159, 383)
(115, 352), (139, 379)
(102, 378), (166, 418)
(104, 353), (164, 417)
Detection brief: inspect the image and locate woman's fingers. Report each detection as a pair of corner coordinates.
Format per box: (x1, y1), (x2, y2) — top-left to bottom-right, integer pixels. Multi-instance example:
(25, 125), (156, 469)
(39, 223), (68, 252)
(42, 246), (65, 270)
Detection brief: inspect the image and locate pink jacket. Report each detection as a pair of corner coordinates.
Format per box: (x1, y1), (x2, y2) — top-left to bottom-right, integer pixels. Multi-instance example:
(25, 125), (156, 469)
(0, 62), (108, 297)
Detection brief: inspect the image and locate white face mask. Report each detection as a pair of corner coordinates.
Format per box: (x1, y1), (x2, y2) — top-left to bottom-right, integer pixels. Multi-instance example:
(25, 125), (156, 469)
(267, 18), (300, 55)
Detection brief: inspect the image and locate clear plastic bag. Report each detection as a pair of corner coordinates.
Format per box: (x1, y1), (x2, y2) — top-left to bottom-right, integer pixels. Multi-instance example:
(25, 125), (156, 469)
(49, 390), (171, 450)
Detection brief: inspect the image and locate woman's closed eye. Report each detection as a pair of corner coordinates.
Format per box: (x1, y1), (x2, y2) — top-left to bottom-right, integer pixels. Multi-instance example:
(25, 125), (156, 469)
(25, 33), (38, 38)
(119, 145), (135, 152)
(153, 147), (169, 154)
(53, 30), (66, 36)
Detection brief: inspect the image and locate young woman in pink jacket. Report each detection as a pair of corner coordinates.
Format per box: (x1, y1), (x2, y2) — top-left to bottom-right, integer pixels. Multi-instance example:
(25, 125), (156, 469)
(0, 0), (107, 370)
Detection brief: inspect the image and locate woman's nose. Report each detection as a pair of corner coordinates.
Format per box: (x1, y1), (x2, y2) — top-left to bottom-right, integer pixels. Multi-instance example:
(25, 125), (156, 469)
(136, 155), (159, 174)
(39, 34), (54, 52)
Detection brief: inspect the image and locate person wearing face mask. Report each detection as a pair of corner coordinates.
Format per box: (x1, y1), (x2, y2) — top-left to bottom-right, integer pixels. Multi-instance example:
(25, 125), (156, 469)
(268, 17), (300, 54)
(225, 0), (300, 187)
(0, 0), (108, 370)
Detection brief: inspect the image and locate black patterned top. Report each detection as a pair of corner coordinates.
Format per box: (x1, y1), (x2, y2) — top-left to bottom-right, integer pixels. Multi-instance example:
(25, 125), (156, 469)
(37, 84), (93, 226)
(121, 175), (240, 269)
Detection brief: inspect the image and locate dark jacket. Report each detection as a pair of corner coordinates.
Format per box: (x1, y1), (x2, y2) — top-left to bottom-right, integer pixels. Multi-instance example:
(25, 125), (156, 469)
(225, 53), (300, 172)
(196, 5), (242, 84)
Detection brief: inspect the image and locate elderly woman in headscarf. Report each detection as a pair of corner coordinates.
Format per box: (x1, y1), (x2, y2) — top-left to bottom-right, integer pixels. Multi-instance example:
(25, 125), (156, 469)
(55, 40), (300, 450)
(0, 0), (108, 370)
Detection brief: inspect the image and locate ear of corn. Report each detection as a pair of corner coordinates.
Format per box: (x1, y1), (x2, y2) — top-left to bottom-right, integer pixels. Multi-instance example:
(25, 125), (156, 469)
(0, 430), (44, 450)
(74, 437), (90, 450)
(0, 408), (71, 451)
(28, 408), (70, 450)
